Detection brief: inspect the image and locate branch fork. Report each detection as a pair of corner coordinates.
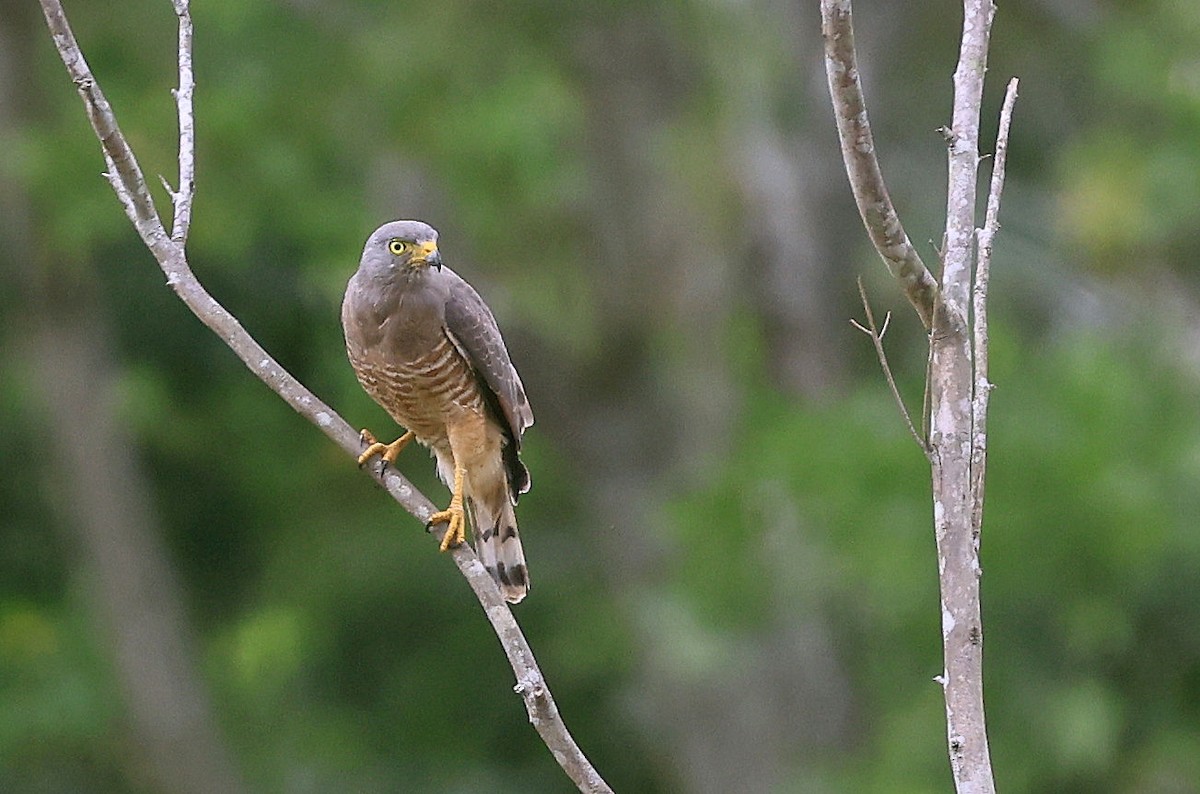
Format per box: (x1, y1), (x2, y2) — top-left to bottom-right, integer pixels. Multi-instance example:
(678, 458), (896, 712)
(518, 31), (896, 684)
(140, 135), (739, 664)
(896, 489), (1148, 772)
(851, 277), (930, 458)
(822, 1), (1017, 792)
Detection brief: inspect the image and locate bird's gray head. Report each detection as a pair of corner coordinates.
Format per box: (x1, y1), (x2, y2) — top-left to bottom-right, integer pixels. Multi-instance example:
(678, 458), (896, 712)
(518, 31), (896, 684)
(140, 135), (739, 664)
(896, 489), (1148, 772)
(360, 220), (442, 276)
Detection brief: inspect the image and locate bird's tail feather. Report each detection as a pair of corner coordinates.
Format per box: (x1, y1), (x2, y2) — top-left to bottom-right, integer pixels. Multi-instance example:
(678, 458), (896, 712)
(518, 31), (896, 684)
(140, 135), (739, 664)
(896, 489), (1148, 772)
(468, 494), (529, 604)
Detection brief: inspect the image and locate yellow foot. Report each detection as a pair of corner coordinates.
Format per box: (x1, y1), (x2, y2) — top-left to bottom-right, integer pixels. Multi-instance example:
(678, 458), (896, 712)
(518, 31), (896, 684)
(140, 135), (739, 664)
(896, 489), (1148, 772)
(427, 502), (466, 552)
(357, 429), (414, 469)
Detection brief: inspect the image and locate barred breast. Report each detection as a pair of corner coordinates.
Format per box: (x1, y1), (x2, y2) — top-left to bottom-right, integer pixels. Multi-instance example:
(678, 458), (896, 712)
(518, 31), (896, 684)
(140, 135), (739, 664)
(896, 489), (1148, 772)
(349, 335), (485, 447)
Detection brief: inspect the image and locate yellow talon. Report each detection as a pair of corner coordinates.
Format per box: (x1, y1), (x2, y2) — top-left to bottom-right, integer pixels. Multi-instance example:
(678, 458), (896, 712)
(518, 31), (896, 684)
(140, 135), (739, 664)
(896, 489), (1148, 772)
(357, 428), (414, 468)
(428, 503), (466, 551)
(427, 462), (467, 551)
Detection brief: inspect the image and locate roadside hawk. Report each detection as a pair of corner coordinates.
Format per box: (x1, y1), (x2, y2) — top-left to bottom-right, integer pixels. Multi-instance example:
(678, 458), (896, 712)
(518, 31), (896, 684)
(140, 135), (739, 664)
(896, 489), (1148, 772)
(342, 220), (533, 603)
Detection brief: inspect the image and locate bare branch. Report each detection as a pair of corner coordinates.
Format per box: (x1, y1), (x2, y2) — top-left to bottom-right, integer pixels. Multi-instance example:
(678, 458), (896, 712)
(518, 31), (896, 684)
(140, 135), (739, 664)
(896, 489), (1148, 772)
(170, 0), (196, 244)
(40, 0), (166, 245)
(820, 0), (940, 329)
(930, 3), (998, 793)
(941, 1), (997, 324)
(851, 278), (930, 457)
(970, 77), (1018, 537)
(37, 2), (612, 791)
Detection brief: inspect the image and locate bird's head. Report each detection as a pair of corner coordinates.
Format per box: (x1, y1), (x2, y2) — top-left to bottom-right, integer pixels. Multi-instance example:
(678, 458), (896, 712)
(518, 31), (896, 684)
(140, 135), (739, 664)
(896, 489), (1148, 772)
(362, 220), (442, 275)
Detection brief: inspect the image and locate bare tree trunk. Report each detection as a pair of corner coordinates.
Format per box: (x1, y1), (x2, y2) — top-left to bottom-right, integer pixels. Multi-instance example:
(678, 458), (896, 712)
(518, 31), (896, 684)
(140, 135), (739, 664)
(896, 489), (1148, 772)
(929, 4), (998, 790)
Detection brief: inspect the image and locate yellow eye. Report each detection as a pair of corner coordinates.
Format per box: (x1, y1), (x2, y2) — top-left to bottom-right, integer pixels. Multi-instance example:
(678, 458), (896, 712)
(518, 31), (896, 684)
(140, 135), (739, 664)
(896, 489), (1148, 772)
(387, 239), (411, 256)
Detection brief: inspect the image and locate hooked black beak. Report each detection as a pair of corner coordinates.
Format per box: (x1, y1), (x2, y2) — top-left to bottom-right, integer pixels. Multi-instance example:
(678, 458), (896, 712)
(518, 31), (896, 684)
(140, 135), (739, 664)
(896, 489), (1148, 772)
(413, 240), (442, 270)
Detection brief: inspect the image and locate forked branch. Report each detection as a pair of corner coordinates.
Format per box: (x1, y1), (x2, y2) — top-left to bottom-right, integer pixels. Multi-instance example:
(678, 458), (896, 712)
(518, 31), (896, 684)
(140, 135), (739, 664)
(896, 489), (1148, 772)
(822, 2), (1013, 793)
(37, 2), (611, 791)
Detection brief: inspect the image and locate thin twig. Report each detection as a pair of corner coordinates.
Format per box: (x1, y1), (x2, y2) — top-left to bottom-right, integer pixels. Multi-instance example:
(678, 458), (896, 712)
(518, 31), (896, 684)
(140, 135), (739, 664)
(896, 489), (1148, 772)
(170, 0), (195, 244)
(36, 2), (612, 791)
(851, 277), (930, 457)
(820, 0), (940, 329)
(969, 77), (1018, 537)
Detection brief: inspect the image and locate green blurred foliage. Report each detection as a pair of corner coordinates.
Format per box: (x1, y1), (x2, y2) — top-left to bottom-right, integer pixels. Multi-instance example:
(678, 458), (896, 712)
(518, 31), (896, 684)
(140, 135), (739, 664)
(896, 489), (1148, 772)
(1058, 2), (1200, 274)
(4, 0), (1200, 792)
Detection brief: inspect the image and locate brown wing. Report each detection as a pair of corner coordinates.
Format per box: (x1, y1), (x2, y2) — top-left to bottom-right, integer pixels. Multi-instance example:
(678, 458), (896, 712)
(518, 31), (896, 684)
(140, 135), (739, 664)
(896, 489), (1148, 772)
(442, 267), (533, 495)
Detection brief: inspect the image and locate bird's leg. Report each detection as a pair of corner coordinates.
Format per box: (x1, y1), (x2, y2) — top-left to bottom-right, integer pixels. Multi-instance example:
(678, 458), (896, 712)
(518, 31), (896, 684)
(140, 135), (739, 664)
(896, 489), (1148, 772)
(357, 428), (415, 469)
(427, 462), (467, 551)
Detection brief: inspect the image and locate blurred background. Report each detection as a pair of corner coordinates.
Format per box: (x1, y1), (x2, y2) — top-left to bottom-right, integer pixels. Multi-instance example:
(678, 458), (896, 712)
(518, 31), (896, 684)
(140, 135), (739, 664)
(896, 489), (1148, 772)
(2, 0), (1200, 791)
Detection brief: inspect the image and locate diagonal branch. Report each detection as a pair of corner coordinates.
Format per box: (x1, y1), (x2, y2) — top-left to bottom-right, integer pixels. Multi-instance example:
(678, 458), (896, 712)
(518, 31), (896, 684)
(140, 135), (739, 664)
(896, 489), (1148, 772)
(37, 2), (612, 791)
(41, 0), (162, 239)
(820, 0), (939, 329)
(969, 77), (1018, 539)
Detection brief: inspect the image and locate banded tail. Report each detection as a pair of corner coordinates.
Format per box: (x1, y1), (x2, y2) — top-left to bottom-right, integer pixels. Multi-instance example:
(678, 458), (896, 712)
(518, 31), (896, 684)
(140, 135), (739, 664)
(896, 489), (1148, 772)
(468, 494), (529, 604)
